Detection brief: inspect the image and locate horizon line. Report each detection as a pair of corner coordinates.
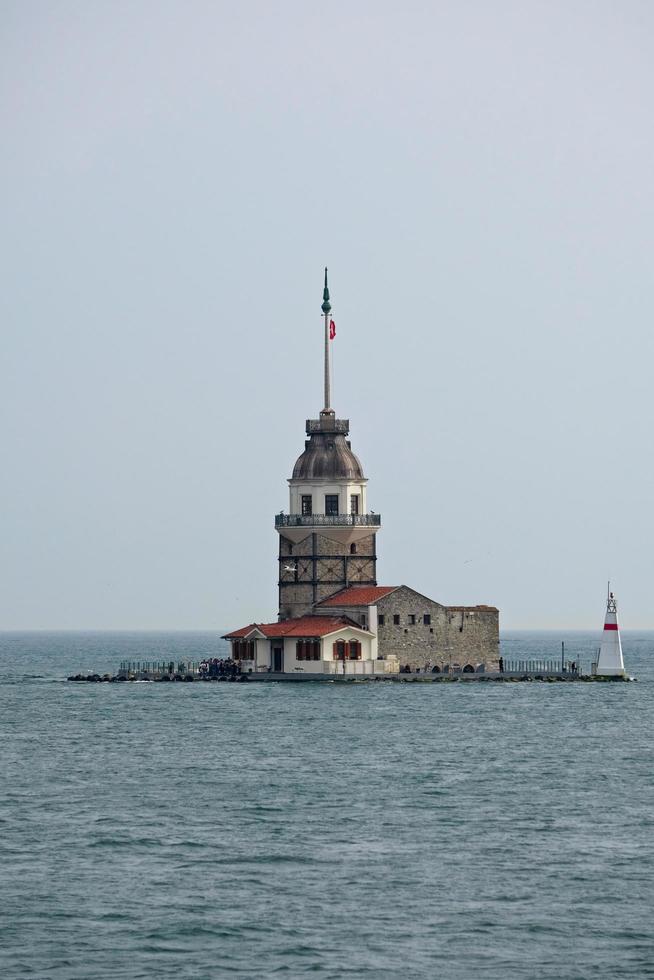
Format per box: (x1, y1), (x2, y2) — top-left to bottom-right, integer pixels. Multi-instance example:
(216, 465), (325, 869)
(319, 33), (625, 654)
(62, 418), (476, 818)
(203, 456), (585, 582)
(1, 626), (653, 634)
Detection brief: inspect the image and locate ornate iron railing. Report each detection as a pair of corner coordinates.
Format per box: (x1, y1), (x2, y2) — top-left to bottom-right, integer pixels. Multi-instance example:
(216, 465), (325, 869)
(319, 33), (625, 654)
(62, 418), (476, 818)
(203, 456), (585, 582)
(275, 513), (381, 528)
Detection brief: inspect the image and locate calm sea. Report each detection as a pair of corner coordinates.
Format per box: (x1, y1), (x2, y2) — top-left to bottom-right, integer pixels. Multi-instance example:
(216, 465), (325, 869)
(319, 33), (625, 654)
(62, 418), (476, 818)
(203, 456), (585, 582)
(1, 631), (653, 980)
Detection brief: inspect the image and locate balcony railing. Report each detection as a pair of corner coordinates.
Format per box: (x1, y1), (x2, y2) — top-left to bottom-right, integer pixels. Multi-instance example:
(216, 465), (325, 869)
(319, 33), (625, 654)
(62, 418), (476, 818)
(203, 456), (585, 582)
(275, 513), (381, 528)
(305, 418), (349, 434)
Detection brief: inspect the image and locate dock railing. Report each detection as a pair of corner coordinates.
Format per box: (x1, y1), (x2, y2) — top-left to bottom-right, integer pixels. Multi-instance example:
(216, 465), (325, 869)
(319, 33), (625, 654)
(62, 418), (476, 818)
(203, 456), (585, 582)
(501, 659), (582, 675)
(118, 659), (202, 679)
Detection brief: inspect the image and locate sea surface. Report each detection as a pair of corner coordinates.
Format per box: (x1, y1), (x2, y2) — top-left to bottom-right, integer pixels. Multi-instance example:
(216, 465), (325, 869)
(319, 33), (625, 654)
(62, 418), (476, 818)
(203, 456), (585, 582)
(1, 631), (653, 980)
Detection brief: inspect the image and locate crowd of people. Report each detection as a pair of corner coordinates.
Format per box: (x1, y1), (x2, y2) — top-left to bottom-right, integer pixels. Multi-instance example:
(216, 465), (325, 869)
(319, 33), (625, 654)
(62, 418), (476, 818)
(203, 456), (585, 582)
(198, 657), (242, 679)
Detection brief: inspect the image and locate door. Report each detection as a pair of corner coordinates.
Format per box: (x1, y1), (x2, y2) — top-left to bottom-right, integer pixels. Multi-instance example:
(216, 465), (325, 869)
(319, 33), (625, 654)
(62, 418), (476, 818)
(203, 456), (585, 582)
(273, 647), (283, 672)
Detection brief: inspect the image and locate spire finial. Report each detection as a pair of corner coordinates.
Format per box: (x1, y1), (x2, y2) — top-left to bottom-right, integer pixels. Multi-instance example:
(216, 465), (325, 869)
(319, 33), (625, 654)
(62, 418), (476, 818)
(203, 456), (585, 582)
(321, 267), (331, 314)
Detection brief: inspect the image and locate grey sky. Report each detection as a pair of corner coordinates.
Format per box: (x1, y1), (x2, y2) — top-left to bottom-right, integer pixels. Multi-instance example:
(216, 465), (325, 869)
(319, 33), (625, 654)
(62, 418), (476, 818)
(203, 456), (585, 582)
(2, 1), (652, 629)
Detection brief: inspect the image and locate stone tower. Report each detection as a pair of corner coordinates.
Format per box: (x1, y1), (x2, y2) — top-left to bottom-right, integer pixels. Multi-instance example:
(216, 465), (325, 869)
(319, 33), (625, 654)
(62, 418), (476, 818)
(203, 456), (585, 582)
(275, 271), (381, 619)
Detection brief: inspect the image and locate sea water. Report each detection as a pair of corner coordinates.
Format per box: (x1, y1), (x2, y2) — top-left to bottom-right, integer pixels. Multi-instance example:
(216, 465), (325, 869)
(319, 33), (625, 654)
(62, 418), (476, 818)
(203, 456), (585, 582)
(1, 631), (653, 979)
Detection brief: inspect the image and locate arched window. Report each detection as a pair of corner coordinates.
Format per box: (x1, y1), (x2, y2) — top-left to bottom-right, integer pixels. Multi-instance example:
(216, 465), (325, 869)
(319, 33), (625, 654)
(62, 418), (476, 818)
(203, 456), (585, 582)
(350, 543), (357, 554)
(333, 640), (347, 660)
(348, 640), (361, 660)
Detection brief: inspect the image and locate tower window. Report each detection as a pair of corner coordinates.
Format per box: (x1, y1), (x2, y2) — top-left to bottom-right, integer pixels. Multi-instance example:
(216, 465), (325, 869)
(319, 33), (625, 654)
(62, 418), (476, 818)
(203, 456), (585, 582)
(301, 495), (312, 516)
(350, 543), (357, 554)
(393, 614), (400, 625)
(325, 495), (339, 515)
(350, 494), (360, 515)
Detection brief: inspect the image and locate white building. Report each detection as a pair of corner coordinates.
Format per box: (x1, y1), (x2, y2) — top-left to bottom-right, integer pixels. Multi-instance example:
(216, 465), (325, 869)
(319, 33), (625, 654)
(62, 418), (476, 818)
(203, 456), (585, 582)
(223, 615), (397, 676)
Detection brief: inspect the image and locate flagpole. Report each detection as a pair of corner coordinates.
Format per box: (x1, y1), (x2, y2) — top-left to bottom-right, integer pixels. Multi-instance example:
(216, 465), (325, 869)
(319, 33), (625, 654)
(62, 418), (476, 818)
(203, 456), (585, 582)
(321, 267), (331, 412)
(330, 328), (334, 407)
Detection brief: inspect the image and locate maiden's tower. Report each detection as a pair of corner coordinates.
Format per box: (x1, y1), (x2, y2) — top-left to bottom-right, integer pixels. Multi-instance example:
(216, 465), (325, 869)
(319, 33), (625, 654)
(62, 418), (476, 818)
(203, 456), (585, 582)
(224, 271), (499, 675)
(276, 270), (380, 619)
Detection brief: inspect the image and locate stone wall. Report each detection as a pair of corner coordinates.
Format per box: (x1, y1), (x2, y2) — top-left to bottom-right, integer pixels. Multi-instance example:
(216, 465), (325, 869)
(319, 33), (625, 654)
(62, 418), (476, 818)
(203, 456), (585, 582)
(376, 586), (499, 669)
(278, 532), (377, 619)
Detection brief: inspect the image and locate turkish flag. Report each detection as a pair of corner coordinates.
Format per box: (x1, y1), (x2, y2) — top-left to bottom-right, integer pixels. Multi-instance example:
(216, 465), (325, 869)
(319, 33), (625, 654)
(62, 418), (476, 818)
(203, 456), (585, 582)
(329, 319), (336, 340)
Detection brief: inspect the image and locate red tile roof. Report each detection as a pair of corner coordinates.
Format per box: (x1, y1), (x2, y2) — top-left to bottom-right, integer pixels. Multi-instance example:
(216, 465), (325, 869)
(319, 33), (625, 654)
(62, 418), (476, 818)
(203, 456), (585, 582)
(317, 586), (399, 607)
(222, 616), (369, 640)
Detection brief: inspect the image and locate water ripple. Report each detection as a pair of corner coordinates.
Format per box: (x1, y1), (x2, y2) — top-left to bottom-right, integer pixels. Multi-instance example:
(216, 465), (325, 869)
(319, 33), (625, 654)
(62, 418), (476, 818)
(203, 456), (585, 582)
(0, 630), (653, 979)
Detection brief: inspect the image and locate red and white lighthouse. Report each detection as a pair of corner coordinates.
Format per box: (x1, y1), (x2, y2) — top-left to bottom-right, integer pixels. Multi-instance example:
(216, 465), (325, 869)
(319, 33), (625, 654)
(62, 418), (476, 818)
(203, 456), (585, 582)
(596, 588), (625, 676)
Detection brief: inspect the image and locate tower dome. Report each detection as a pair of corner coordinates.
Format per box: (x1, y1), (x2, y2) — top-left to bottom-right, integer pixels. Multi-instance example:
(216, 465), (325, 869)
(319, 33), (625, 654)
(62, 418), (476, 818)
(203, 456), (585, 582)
(292, 425), (365, 480)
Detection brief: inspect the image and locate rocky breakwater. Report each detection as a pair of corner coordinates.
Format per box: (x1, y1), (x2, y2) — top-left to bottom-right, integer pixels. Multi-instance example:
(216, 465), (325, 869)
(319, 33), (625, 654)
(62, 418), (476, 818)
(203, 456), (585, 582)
(67, 671), (249, 683)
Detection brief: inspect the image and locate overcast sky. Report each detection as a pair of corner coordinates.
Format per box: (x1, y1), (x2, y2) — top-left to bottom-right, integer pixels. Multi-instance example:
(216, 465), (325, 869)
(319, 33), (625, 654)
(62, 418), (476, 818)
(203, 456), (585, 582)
(1, 1), (652, 630)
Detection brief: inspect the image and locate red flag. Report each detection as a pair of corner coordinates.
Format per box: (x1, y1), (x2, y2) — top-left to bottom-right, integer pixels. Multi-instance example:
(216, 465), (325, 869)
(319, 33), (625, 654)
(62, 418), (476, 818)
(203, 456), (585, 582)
(329, 319), (336, 340)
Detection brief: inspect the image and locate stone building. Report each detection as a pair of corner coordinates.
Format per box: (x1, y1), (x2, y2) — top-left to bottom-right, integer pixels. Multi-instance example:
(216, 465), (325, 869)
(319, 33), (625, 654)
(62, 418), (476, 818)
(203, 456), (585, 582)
(318, 585), (498, 671)
(224, 270), (499, 673)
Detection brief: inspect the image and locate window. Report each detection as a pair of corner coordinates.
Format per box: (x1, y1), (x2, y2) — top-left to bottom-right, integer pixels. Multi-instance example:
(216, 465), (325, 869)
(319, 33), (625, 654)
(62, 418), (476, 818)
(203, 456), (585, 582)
(348, 640), (362, 660)
(301, 495), (312, 516)
(378, 615), (385, 626)
(333, 639), (347, 660)
(325, 495), (339, 515)
(297, 639), (320, 661)
(393, 614), (400, 625)
(423, 614), (431, 625)
(350, 543), (357, 554)
(234, 640), (255, 660)
(350, 494), (360, 515)
(408, 615), (416, 625)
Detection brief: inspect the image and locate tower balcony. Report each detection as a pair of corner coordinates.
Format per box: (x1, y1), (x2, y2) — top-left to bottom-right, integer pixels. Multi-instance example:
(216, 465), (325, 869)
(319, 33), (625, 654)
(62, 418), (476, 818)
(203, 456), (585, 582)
(275, 512), (381, 546)
(275, 513), (381, 529)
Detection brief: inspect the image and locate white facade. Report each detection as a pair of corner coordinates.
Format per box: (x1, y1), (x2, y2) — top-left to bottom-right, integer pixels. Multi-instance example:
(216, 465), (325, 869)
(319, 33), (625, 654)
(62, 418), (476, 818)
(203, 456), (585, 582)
(231, 624), (387, 674)
(288, 479), (368, 517)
